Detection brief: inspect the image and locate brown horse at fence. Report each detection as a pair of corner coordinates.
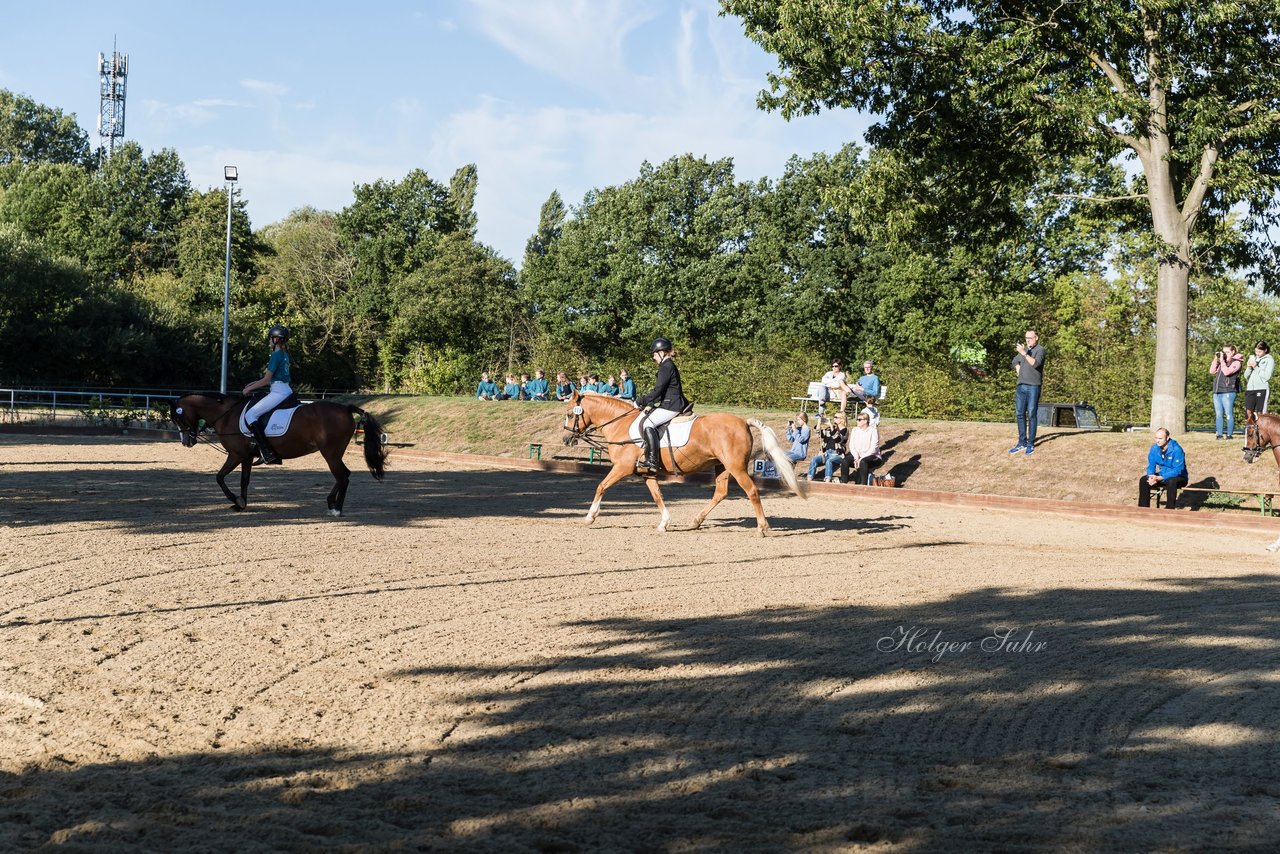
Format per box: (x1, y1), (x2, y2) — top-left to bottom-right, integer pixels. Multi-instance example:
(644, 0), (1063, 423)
(1243, 413), (1280, 479)
(562, 391), (805, 535)
(1244, 414), (1280, 552)
(170, 392), (387, 516)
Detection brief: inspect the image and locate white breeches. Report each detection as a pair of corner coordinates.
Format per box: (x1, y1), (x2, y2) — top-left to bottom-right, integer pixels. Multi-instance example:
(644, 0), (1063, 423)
(246, 382), (293, 422)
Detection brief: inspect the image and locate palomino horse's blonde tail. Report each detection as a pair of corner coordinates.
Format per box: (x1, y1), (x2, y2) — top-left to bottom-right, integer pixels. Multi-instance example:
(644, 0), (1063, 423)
(748, 419), (808, 499)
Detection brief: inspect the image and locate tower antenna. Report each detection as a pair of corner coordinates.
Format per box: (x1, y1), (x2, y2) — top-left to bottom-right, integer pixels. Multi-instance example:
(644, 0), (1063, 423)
(97, 38), (128, 162)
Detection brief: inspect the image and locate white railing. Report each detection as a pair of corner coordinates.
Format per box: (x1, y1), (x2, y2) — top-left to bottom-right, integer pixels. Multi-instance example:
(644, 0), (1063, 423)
(0, 387), (179, 430)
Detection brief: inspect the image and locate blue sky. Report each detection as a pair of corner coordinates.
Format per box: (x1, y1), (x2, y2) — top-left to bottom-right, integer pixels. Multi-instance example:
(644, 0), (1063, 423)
(1, 0), (871, 264)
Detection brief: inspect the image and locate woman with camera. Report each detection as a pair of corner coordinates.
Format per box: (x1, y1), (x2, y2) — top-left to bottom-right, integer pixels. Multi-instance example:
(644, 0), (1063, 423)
(1210, 344), (1243, 440)
(1243, 341), (1274, 429)
(784, 412), (811, 463)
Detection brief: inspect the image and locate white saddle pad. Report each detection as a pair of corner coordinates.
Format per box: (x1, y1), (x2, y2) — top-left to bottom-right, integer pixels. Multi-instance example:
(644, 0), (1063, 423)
(628, 414), (697, 449)
(239, 405), (303, 438)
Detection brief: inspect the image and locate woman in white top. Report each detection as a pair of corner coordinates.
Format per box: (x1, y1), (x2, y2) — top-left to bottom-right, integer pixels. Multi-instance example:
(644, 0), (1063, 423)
(841, 411), (881, 484)
(817, 359), (847, 416)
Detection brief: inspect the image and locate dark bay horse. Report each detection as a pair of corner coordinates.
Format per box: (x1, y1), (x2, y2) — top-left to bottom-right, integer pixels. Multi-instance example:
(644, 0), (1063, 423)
(170, 393), (387, 516)
(562, 391), (805, 535)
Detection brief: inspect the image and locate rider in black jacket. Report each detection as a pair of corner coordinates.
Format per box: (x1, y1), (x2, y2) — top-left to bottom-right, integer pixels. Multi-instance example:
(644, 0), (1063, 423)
(634, 337), (690, 472)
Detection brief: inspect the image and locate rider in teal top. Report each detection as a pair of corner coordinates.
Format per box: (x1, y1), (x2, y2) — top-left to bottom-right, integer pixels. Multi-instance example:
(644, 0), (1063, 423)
(243, 325), (293, 465)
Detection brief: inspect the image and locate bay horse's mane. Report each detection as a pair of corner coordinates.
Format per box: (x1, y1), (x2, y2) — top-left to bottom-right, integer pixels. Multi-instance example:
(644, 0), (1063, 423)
(184, 391), (242, 404)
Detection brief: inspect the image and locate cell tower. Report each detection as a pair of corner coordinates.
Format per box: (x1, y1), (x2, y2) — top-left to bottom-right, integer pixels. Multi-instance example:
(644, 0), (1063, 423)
(97, 43), (128, 161)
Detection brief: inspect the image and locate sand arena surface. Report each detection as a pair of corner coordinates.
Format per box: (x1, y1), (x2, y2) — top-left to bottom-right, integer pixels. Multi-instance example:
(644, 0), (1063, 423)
(2, 433), (1280, 850)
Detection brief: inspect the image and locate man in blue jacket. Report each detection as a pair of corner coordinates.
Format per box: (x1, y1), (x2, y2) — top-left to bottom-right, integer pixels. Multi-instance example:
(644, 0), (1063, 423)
(1138, 427), (1188, 509)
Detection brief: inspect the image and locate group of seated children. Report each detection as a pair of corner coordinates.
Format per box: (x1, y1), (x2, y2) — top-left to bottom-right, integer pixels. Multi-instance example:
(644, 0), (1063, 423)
(792, 409), (883, 484)
(476, 368), (636, 402)
(476, 370), (551, 401)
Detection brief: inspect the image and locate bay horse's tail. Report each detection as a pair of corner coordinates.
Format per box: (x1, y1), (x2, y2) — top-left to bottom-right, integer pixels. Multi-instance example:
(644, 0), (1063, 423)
(349, 406), (388, 480)
(748, 419), (807, 499)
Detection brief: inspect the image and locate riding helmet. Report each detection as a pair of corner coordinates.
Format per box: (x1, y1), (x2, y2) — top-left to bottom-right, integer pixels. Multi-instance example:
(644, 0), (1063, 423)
(267, 325), (291, 342)
(651, 337), (673, 354)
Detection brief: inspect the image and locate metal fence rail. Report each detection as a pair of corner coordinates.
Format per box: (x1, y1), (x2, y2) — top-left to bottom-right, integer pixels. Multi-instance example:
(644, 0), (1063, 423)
(1, 387), (353, 431)
(0, 387), (181, 428)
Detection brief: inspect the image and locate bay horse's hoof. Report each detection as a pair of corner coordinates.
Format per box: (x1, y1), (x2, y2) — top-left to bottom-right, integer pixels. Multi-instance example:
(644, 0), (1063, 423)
(328, 509), (342, 518)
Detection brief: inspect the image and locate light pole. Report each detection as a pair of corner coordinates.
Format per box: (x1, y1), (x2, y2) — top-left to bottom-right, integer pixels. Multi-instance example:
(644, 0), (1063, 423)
(220, 165), (238, 394)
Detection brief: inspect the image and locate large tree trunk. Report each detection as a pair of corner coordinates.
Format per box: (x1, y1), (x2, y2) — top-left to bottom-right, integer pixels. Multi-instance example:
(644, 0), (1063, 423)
(1150, 260), (1189, 433)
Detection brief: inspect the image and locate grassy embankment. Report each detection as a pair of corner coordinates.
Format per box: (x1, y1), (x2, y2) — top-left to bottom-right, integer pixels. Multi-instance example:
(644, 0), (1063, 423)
(339, 395), (1278, 512)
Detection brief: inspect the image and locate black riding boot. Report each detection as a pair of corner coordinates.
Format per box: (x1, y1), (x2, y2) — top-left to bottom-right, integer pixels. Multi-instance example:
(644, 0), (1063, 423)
(250, 417), (281, 465)
(636, 427), (661, 473)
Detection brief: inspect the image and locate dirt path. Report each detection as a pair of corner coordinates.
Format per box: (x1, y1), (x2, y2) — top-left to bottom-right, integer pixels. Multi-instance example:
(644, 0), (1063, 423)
(2, 434), (1279, 850)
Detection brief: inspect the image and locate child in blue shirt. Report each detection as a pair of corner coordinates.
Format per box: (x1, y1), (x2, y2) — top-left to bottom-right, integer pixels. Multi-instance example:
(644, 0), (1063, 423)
(476, 371), (498, 400)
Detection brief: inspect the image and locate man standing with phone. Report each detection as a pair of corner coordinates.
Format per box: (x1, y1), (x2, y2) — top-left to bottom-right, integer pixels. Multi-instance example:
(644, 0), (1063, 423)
(1009, 329), (1045, 456)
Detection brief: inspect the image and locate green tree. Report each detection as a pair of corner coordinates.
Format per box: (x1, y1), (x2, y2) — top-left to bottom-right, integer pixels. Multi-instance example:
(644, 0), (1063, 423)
(0, 89), (91, 168)
(448, 164), (479, 238)
(723, 0), (1280, 432)
(257, 207), (364, 388)
(523, 155), (762, 353)
(382, 231), (519, 389)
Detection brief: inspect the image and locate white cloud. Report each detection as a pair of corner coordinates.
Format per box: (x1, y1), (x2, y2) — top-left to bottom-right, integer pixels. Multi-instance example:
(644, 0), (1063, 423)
(241, 79), (288, 97)
(465, 0), (659, 96)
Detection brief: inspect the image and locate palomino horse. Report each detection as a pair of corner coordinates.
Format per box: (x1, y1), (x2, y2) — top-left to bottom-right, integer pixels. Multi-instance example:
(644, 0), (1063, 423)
(562, 391), (805, 535)
(1243, 414), (1280, 552)
(170, 392), (388, 516)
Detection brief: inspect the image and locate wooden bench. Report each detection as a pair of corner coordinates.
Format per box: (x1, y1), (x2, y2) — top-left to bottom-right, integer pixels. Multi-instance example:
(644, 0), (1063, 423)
(1165, 486), (1280, 515)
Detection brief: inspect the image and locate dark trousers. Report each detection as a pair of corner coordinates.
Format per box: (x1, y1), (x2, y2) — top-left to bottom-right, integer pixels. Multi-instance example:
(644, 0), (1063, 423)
(1016, 383), (1041, 446)
(841, 454), (881, 485)
(1138, 474), (1188, 509)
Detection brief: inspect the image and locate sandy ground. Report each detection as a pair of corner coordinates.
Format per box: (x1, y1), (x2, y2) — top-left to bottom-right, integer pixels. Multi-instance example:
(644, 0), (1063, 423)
(2, 434), (1280, 851)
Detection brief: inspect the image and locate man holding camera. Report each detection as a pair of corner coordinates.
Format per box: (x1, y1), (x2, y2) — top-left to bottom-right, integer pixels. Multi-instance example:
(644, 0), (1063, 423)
(1009, 329), (1045, 456)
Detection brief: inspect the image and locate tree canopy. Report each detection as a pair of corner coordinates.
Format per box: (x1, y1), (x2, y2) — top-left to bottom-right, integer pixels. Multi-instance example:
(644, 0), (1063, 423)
(722, 0), (1280, 431)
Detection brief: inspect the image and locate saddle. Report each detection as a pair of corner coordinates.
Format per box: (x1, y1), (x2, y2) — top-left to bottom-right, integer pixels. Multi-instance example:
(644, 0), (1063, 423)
(239, 392), (305, 438)
(629, 407), (698, 449)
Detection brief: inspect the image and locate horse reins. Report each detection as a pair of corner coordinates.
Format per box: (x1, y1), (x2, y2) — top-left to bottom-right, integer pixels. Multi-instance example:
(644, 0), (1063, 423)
(564, 405), (638, 450)
(564, 403), (688, 474)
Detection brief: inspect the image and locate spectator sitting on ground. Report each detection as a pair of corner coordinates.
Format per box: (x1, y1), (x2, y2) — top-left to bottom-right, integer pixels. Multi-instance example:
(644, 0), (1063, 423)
(500, 373), (521, 400)
(476, 371), (498, 401)
(601, 374), (620, 396)
(578, 374), (593, 393)
(841, 411), (882, 484)
(618, 368), (636, 401)
(785, 412), (811, 463)
(1138, 427), (1188, 510)
(526, 369), (550, 401)
(555, 372), (575, 401)
(518, 373), (532, 400)
(806, 412), (848, 482)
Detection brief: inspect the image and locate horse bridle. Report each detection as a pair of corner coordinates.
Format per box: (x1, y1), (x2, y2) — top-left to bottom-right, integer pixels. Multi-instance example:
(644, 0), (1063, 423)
(172, 396), (240, 446)
(1245, 419), (1270, 462)
(563, 404), (642, 450)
